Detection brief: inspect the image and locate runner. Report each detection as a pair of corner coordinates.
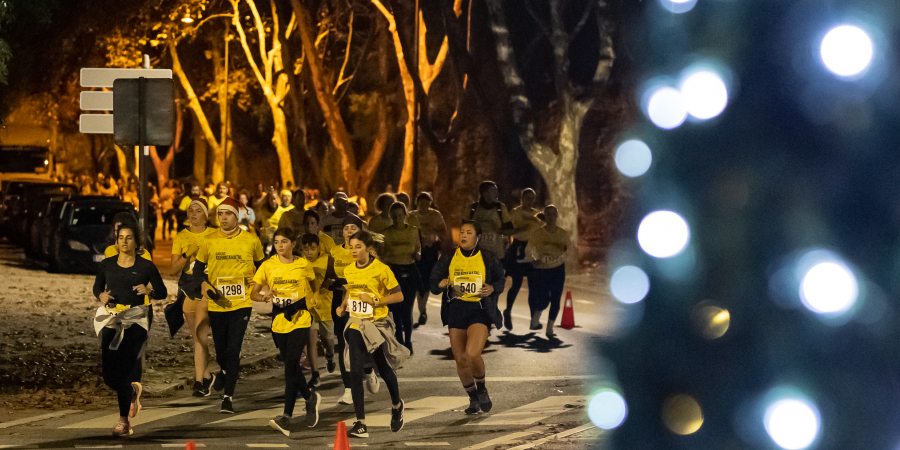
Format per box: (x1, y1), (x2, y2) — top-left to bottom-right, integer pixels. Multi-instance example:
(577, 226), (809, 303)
(430, 221), (505, 415)
(367, 193), (396, 233)
(319, 192), (352, 244)
(465, 181), (514, 261)
(194, 197), (266, 413)
(254, 187), (279, 254)
(410, 192), (447, 325)
(170, 197), (217, 396)
(300, 209), (335, 256)
(300, 232), (337, 388)
(337, 230), (409, 438)
(93, 223), (168, 437)
(208, 182), (230, 227)
(104, 212), (152, 263)
(381, 202), (421, 353)
(250, 228), (321, 436)
(268, 190), (296, 232)
(276, 188), (308, 234)
(330, 214), (380, 404)
(504, 188), (543, 330)
(178, 184), (208, 231)
(524, 205), (570, 337)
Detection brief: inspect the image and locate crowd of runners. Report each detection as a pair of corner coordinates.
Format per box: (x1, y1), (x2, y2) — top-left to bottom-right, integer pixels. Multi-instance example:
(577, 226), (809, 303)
(91, 180), (572, 438)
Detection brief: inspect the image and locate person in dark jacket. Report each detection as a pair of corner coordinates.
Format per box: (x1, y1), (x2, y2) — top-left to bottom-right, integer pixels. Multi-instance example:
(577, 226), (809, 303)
(430, 221), (505, 416)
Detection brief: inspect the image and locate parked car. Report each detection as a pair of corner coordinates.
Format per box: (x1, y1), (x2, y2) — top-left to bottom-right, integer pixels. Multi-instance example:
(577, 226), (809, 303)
(48, 198), (136, 273)
(29, 195), (119, 261)
(3, 181), (75, 244)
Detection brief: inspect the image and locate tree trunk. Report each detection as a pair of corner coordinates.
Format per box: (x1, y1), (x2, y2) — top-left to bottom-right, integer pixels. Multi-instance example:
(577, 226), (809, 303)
(171, 44), (221, 184)
(113, 144), (131, 181)
(191, 112), (208, 185)
(270, 98), (294, 187)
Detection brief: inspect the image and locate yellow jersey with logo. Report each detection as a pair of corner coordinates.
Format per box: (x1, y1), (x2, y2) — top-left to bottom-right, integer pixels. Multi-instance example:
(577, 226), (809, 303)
(343, 259), (398, 321)
(104, 245), (153, 305)
(172, 227), (216, 275)
(467, 202), (511, 258)
(448, 248), (487, 302)
(253, 256), (315, 333)
(527, 226), (570, 269)
(196, 229), (265, 312)
(317, 232), (336, 255)
(382, 225), (420, 265)
(330, 244), (354, 279)
(306, 251), (333, 320)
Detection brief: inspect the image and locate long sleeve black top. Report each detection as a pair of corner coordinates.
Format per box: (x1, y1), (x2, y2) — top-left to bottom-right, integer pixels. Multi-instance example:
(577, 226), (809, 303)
(93, 255), (168, 307)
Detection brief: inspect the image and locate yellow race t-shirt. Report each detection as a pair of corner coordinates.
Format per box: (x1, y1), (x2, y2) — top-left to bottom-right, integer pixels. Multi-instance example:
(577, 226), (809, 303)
(103, 245), (154, 304)
(330, 244), (354, 279)
(196, 229), (265, 312)
(317, 232), (336, 255)
(306, 251), (334, 321)
(448, 248), (487, 302)
(252, 256), (315, 333)
(268, 205), (295, 230)
(382, 224), (420, 265)
(343, 259), (398, 321)
(171, 227), (216, 276)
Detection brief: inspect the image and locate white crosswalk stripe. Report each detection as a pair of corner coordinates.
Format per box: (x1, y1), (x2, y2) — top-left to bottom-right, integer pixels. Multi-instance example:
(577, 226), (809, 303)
(0, 410), (81, 429)
(211, 396), (340, 425)
(343, 396), (469, 427)
(61, 405), (209, 429)
(468, 396), (583, 426)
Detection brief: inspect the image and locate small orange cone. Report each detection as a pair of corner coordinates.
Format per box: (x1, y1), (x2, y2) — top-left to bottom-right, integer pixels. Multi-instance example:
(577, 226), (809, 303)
(560, 290), (575, 330)
(185, 441), (196, 450)
(334, 421), (350, 450)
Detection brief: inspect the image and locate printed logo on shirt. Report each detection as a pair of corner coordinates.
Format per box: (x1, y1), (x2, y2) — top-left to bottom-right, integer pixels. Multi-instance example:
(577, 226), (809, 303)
(215, 252), (242, 260)
(273, 277), (302, 285)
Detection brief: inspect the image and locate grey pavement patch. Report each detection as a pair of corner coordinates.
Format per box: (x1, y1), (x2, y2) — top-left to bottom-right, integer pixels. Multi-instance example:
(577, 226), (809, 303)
(398, 376), (596, 382)
(506, 423), (596, 450)
(0, 410), (82, 429)
(146, 350), (280, 397)
(404, 443), (451, 446)
(459, 426), (546, 450)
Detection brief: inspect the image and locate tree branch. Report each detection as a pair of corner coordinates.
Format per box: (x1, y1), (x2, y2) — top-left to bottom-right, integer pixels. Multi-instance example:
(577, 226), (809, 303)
(570, 0), (595, 38)
(332, 9), (354, 95)
(231, 0), (270, 95)
(524, 0), (552, 41)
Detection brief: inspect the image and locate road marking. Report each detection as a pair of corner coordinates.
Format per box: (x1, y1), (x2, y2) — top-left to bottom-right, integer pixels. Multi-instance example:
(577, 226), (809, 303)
(506, 423), (596, 450)
(162, 445), (206, 448)
(575, 300), (592, 305)
(0, 410), (82, 429)
(247, 445), (289, 448)
(470, 396), (583, 426)
(404, 443), (450, 446)
(61, 405), (208, 429)
(345, 397), (468, 427)
(398, 376), (596, 382)
(211, 396), (340, 425)
(460, 426), (545, 450)
(328, 445), (367, 447)
(74, 446), (123, 449)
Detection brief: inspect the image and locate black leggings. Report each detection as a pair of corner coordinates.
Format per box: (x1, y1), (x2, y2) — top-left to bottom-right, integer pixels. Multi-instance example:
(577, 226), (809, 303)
(101, 326), (147, 417)
(208, 308), (251, 397)
(415, 244), (440, 297)
(331, 288), (352, 388)
(272, 328), (312, 417)
(504, 239), (530, 312)
(346, 328), (401, 420)
(528, 264), (566, 321)
(387, 264), (421, 348)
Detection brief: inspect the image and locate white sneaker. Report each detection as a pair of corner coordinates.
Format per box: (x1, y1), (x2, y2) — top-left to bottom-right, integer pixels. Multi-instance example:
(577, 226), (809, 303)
(366, 371), (380, 394)
(338, 388), (353, 405)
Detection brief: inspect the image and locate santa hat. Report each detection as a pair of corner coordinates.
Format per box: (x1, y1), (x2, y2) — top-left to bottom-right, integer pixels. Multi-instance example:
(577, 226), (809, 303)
(190, 198), (209, 217)
(218, 197), (243, 217)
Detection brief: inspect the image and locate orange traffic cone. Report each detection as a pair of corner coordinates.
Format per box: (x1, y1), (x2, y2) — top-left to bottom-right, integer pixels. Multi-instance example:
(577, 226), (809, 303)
(334, 421), (350, 450)
(185, 441), (196, 450)
(560, 290), (575, 330)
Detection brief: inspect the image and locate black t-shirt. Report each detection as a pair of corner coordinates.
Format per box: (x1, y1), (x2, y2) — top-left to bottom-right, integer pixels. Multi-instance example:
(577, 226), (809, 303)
(93, 255), (167, 307)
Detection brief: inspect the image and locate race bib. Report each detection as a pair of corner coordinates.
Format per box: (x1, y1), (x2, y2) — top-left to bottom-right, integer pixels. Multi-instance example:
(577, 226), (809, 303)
(482, 232), (497, 245)
(541, 254), (564, 265)
(348, 292), (374, 318)
(273, 290), (299, 308)
(217, 277), (246, 301)
(454, 274), (483, 299)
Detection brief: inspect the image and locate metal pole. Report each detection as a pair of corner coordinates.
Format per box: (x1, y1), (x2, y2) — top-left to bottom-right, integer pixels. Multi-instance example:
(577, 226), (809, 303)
(412, 0), (419, 198)
(139, 55), (150, 247)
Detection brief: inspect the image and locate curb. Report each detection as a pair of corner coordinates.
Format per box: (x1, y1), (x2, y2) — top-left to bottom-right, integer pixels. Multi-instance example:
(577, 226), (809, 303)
(143, 349), (281, 398)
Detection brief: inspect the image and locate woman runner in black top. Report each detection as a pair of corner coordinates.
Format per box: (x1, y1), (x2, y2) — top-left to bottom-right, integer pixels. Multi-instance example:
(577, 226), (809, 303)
(93, 224), (167, 437)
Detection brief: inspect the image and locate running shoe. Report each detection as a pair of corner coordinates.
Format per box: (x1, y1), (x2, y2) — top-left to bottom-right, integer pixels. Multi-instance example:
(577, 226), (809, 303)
(338, 388), (353, 404)
(213, 371), (225, 392)
(129, 382), (142, 419)
(221, 396), (234, 414)
(365, 371), (380, 394)
(418, 311), (427, 325)
(390, 400), (405, 432)
(112, 420), (132, 437)
(326, 357), (336, 374)
(203, 374), (215, 395)
(309, 371), (321, 388)
(465, 390), (480, 415)
(503, 309), (513, 330)
(268, 415), (291, 437)
(347, 421), (368, 438)
(529, 322), (542, 331)
(306, 390), (321, 428)
(192, 381), (204, 397)
(476, 384), (493, 413)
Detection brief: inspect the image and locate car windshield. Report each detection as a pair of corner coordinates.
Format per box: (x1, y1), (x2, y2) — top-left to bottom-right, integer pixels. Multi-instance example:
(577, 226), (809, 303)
(70, 205), (131, 226)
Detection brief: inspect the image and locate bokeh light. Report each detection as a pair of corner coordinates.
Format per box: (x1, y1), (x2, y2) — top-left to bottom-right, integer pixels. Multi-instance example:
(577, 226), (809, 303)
(692, 301), (730, 339)
(637, 210), (691, 258)
(659, 0), (697, 14)
(662, 394), (703, 435)
(588, 390), (628, 430)
(615, 140), (653, 177)
(646, 87), (687, 129)
(800, 261), (858, 315)
(680, 70), (729, 120)
(610, 266), (650, 304)
(764, 398), (821, 449)
(820, 25), (873, 77)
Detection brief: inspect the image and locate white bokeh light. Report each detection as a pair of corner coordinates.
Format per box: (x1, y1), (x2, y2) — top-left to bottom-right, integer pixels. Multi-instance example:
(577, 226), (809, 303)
(610, 266), (650, 304)
(800, 261), (858, 314)
(680, 71), (729, 120)
(820, 25), (873, 77)
(615, 140), (653, 177)
(646, 87), (687, 129)
(588, 390), (628, 430)
(764, 398), (821, 450)
(638, 210), (690, 258)
(659, 0), (697, 14)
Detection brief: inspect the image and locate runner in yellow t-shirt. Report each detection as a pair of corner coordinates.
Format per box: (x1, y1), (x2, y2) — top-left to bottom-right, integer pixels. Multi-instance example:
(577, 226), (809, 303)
(300, 209), (335, 256)
(194, 197), (265, 414)
(250, 228), (321, 435)
(336, 229), (408, 438)
(523, 205), (570, 338)
(329, 213), (367, 405)
(300, 233), (337, 388)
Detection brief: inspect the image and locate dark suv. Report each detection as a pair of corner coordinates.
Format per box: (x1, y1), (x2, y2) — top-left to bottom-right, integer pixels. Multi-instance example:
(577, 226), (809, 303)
(48, 197), (136, 273)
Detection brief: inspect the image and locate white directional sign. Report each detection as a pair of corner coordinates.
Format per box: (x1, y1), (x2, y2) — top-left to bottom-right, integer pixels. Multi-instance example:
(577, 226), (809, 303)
(79, 91), (114, 111)
(79, 114), (114, 134)
(79, 68), (173, 88)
